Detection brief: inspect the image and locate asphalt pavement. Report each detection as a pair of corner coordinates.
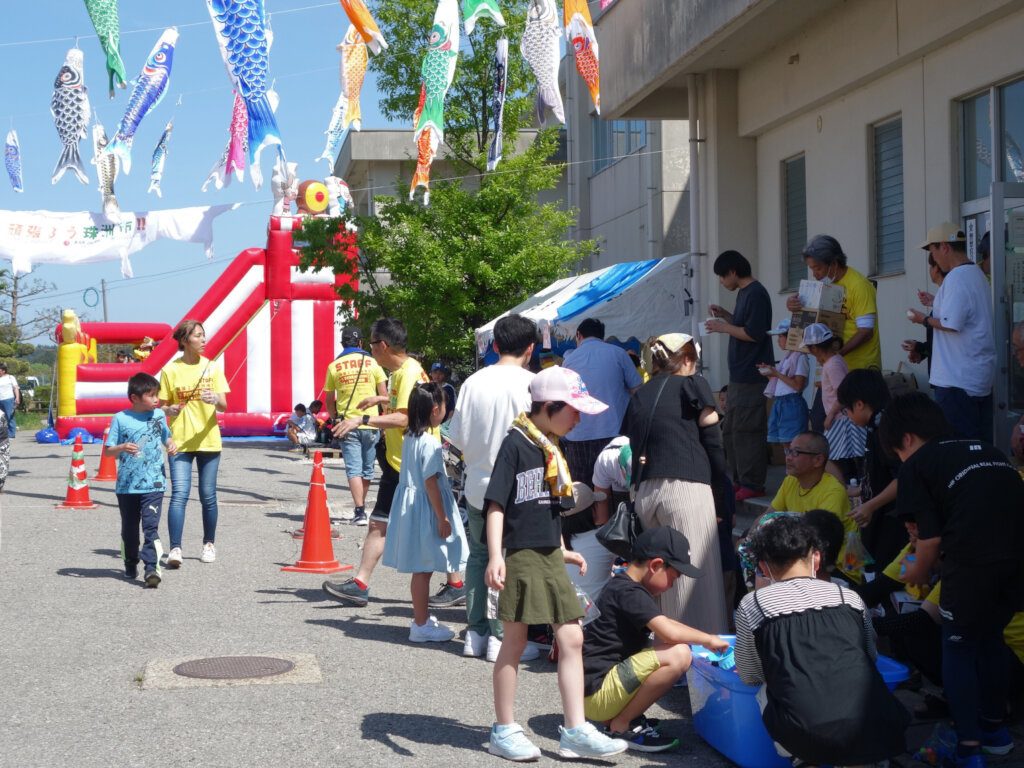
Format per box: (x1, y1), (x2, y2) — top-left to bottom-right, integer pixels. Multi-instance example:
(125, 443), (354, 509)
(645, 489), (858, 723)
(0, 437), (1017, 767)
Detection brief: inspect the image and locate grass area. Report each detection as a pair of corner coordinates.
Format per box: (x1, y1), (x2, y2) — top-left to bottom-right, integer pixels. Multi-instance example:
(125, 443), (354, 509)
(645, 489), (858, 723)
(15, 411), (44, 432)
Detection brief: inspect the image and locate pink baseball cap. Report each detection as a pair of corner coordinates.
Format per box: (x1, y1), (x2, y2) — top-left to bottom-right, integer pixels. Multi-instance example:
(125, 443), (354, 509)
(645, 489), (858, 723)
(529, 366), (608, 415)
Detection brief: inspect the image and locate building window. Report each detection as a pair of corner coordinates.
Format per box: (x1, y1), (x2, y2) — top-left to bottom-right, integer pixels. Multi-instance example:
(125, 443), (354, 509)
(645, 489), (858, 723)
(592, 119), (647, 174)
(962, 92), (991, 202)
(783, 155), (807, 290)
(873, 117), (904, 275)
(1001, 78), (1024, 184)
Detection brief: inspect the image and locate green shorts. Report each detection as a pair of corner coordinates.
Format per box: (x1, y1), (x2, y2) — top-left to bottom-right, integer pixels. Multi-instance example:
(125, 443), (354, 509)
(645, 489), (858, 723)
(584, 647), (661, 722)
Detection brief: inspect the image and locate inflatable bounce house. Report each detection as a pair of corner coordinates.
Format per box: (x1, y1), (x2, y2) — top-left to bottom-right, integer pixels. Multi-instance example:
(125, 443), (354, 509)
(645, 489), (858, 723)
(53, 212), (356, 439)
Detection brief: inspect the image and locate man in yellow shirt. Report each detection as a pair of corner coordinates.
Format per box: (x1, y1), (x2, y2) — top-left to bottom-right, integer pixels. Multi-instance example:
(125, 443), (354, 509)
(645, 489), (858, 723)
(770, 430), (862, 579)
(323, 326), (388, 526)
(786, 234), (882, 372)
(322, 318), (433, 607)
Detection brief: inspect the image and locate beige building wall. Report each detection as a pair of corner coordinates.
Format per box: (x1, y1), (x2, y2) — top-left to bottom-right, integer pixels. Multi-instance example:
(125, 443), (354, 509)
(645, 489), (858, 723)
(597, 0), (1024, 394)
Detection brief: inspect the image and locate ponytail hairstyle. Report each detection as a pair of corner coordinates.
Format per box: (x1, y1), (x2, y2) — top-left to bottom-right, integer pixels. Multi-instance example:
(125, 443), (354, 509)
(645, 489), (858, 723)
(405, 382), (444, 437)
(643, 333), (699, 376)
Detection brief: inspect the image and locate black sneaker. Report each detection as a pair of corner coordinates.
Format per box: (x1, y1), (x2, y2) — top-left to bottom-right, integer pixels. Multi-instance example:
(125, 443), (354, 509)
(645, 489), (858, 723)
(144, 569), (161, 588)
(322, 578), (369, 606)
(428, 582), (467, 607)
(350, 509), (368, 526)
(125, 562), (139, 579)
(606, 723), (678, 753)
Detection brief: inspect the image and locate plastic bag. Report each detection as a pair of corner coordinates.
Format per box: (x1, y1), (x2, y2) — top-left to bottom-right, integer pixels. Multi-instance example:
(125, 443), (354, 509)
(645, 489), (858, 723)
(841, 530), (872, 575)
(574, 583), (601, 626)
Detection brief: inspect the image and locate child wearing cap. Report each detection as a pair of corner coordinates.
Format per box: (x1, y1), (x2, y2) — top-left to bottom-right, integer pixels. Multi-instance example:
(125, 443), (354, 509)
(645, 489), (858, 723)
(483, 366), (629, 762)
(759, 319), (809, 454)
(802, 323), (865, 483)
(581, 526), (729, 752)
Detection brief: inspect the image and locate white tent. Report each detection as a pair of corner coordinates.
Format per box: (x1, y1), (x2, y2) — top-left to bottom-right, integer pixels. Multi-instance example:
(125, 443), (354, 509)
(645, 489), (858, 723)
(475, 253), (696, 355)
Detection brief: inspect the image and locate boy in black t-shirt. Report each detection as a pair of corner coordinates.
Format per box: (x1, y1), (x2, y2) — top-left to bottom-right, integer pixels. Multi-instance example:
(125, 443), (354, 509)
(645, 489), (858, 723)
(879, 392), (1024, 767)
(581, 527), (729, 752)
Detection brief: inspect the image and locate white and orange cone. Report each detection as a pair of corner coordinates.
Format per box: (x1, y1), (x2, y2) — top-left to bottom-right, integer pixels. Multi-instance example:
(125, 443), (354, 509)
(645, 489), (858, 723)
(56, 435), (99, 509)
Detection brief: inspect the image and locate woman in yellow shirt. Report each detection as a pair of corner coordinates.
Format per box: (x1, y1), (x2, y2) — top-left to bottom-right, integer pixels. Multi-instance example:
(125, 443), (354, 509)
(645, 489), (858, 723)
(159, 320), (229, 567)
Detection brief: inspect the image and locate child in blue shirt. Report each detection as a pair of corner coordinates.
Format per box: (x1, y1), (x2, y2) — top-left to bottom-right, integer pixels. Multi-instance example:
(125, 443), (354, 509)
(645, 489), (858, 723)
(104, 373), (178, 587)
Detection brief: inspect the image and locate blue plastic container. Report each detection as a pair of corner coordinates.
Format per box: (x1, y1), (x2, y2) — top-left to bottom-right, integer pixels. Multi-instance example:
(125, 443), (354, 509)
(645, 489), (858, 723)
(687, 636), (910, 768)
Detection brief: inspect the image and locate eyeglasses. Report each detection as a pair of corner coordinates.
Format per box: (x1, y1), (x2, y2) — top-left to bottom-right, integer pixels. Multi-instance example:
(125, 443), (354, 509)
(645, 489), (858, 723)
(369, 339), (383, 346)
(783, 447), (820, 458)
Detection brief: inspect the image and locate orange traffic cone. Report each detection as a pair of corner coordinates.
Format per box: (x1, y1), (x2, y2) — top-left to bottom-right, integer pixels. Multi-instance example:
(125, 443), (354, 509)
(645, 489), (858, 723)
(93, 426), (118, 482)
(56, 435), (99, 509)
(282, 451), (352, 574)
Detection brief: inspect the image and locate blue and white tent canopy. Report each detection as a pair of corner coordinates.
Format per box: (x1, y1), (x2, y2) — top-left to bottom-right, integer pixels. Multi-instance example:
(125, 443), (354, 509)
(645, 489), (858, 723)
(475, 253), (695, 357)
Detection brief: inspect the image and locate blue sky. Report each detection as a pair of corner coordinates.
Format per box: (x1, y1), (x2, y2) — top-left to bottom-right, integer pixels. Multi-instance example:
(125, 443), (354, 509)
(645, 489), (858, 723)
(0, 2), (400, 342)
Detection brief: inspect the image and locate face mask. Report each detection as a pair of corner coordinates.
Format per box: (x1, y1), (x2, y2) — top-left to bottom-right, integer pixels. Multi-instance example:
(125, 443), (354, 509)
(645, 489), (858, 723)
(763, 564), (776, 584)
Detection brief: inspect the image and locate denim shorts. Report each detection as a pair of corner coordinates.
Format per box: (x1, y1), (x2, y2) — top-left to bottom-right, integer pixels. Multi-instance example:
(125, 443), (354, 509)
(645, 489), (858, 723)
(341, 428), (379, 480)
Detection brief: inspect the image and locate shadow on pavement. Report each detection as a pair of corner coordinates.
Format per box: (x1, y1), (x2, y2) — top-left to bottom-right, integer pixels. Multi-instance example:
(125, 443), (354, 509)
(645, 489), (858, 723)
(57, 567), (125, 580)
(360, 712), (488, 756)
(92, 548), (121, 558)
(254, 586), (328, 603)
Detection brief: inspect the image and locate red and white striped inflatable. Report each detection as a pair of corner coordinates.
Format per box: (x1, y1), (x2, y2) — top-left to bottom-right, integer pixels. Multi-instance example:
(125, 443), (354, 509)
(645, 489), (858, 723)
(56, 215), (356, 438)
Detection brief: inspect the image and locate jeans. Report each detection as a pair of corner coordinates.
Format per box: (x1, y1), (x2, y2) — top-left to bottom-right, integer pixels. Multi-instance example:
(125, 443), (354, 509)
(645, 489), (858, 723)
(118, 491), (164, 570)
(167, 451), (221, 549)
(0, 398), (15, 437)
(934, 386), (993, 444)
(465, 503), (502, 639)
(340, 429), (379, 480)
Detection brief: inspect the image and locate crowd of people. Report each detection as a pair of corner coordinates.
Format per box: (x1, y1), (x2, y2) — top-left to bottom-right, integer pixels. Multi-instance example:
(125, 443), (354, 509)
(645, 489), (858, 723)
(100, 221), (1024, 766)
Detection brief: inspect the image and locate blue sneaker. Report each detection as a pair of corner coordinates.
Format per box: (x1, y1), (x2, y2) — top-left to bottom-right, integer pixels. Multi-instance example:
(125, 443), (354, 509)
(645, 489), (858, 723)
(557, 722), (628, 759)
(488, 723), (540, 762)
(981, 726), (1013, 756)
(941, 753), (986, 768)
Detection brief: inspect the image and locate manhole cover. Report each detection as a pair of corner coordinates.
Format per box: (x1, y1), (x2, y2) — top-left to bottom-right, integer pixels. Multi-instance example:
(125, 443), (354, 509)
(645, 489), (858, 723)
(172, 656), (295, 680)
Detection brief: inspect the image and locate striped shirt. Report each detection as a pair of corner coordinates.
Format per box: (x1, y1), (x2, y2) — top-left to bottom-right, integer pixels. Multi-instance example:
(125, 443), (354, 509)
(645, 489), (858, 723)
(734, 577), (876, 686)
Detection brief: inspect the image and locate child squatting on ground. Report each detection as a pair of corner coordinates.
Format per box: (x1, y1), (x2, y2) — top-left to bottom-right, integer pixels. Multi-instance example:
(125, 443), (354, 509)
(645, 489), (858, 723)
(483, 366), (629, 761)
(104, 373), (178, 588)
(581, 526), (729, 752)
(380, 382), (468, 642)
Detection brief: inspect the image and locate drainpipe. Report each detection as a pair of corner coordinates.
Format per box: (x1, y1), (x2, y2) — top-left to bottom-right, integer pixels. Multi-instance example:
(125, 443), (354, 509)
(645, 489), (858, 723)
(687, 73), (702, 340)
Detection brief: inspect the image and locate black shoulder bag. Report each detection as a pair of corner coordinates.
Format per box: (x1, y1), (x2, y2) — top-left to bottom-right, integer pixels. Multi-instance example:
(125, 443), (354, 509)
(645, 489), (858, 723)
(595, 375), (671, 559)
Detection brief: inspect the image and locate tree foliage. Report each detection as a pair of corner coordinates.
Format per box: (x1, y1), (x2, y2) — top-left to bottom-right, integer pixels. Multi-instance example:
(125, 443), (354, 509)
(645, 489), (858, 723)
(297, 2), (597, 363)
(0, 269), (56, 377)
(298, 130), (594, 362)
(369, 0), (536, 169)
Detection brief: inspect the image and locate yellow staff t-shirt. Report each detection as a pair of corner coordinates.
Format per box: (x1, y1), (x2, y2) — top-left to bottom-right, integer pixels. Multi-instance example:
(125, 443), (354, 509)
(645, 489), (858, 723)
(323, 351), (387, 425)
(158, 356), (230, 452)
(383, 356), (436, 472)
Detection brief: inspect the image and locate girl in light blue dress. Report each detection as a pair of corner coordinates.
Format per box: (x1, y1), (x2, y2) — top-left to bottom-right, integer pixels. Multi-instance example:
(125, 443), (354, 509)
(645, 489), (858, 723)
(382, 382), (468, 643)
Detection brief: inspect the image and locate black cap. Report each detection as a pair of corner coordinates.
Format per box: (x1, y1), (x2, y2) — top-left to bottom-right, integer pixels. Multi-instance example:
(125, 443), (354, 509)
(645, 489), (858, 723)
(341, 326), (362, 346)
(632, 527), (703, 578)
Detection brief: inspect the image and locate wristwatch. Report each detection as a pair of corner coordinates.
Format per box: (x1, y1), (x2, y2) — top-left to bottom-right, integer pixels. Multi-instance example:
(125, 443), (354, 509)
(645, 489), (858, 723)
(362, 414), (371, 426)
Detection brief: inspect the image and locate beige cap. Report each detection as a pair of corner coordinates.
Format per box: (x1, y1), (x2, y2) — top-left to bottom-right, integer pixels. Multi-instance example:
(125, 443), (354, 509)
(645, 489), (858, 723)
(919, 222), (966, 250)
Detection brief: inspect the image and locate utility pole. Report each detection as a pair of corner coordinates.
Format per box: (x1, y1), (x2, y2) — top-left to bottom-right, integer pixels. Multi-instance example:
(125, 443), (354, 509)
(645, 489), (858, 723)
(101, 279), (108, 322)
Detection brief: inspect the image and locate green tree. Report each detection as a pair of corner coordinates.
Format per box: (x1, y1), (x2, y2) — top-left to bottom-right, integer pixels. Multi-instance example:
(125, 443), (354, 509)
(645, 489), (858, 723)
(299, 131), (592, 362)
(298, 1), (597, 362)
(0, 269), (60, 378)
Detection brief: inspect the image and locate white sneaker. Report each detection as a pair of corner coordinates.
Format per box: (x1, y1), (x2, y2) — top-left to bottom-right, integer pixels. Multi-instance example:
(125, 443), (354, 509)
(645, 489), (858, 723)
(409, 615), (456, 643)
(487, 636), (541, 663)
(200, 542), (216, 563)
(463, 629), (488, 657)
(166, 547), (182, 568)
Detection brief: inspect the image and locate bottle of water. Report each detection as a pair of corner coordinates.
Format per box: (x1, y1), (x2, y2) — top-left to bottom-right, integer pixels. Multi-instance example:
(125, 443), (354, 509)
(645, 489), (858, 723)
(848, 478), (861, 508)
(486, 587), (500, 620)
